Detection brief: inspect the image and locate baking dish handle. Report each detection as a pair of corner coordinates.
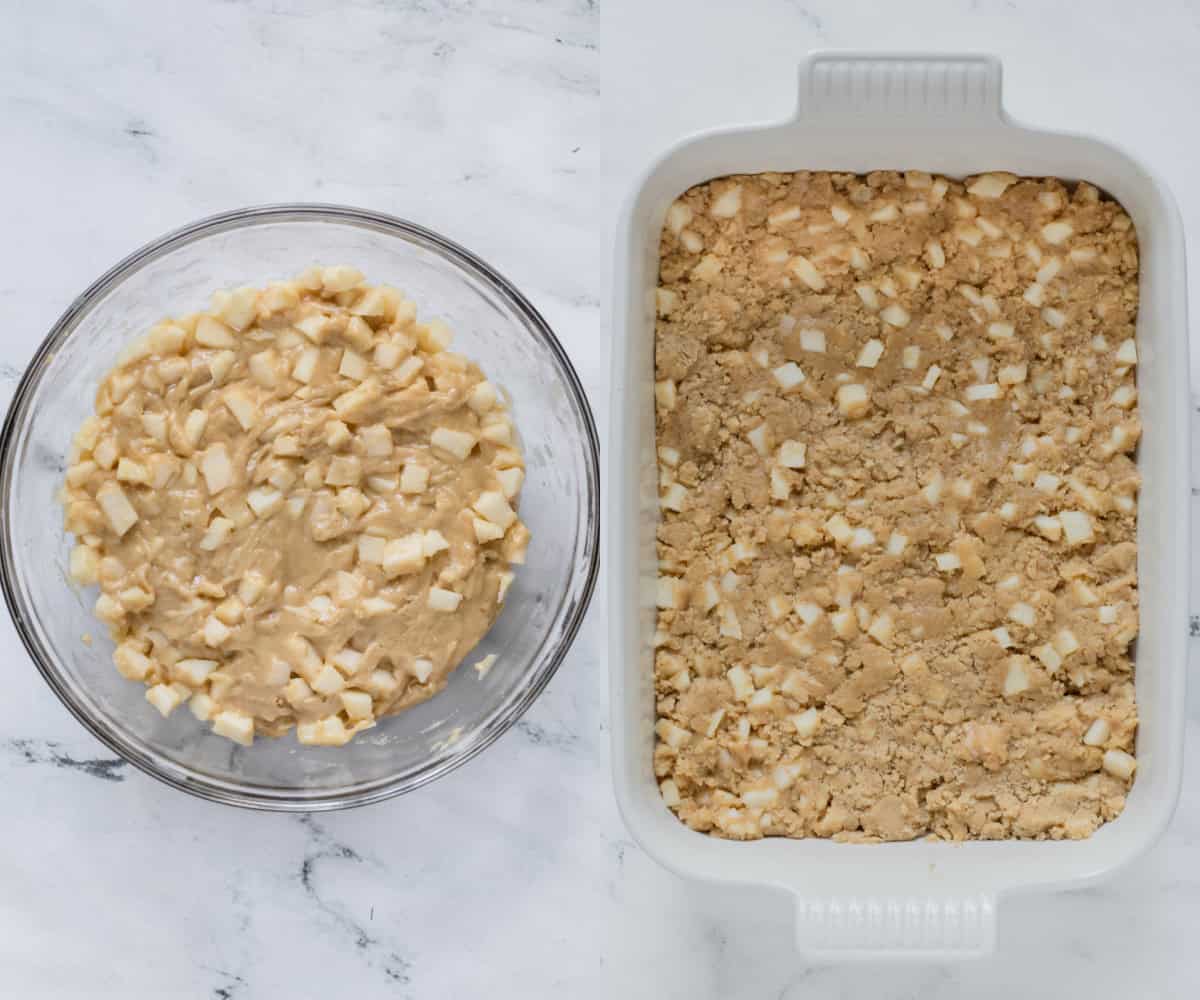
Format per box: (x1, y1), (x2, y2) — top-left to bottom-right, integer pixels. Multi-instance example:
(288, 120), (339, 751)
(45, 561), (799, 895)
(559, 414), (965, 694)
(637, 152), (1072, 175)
(796, 52), (1003, 126)
(793, 892), (997, 958)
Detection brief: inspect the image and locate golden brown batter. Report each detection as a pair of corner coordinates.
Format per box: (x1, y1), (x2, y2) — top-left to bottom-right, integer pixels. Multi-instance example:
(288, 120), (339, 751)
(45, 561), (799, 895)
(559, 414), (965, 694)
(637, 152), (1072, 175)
(62, 266), (528, 746)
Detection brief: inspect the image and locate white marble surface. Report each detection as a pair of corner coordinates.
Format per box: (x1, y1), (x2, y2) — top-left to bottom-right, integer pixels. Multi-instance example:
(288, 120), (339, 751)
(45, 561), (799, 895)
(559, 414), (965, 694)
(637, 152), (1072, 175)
(0, 0), (1197, 996)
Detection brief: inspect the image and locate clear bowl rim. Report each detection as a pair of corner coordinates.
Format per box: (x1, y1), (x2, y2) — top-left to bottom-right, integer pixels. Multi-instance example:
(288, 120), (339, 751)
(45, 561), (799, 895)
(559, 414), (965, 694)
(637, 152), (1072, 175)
(0, 202), (601, 811)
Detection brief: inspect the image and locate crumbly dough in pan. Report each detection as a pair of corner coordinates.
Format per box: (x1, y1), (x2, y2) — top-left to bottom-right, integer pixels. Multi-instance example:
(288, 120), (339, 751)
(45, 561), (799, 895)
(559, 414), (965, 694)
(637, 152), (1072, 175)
(653, 171), (1139, 841)
(62, 267), (528, 747)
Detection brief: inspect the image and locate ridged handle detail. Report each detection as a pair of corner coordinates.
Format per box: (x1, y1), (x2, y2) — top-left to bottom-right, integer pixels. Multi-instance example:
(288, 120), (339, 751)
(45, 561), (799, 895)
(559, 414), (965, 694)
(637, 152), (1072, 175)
(798, 53), (1002, 122)
(794, 894), (997, 957)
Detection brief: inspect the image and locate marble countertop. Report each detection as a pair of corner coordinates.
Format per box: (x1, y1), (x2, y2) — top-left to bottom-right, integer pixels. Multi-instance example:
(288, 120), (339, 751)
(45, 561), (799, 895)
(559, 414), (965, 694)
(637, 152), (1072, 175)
(1, 0), (1197, 996)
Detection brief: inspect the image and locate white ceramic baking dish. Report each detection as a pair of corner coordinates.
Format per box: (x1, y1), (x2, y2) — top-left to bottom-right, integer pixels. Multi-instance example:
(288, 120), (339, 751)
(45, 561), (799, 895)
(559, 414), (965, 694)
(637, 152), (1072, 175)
(609, 53), (1189, 958)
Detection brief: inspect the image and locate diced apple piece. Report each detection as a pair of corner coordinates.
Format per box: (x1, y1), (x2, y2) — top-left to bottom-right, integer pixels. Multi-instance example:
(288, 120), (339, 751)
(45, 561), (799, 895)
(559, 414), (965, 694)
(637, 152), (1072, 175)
(115, 457), (149, 485)
(296, 715), (352, 746)
(934, 552), (961, 572)
(1008, 602), (1036, 627)
(309, 664), (345, 697)
(373, 338), (407, 370)
(771, 362), (806, 391)
(399, 463), (430, 494)
(856, 339), (884, 368)
(965, 383), (1001, 402)
(855, 284), (880, 310)
(968, 173), (1015, 199)
(1102, 749), (1136, 780)
(199, 516), (235, 551)
(248, 350), (279, 388)
(93, 437), (119, 470)
(201, 443), (234, 494)
(69, 544), (100, 584)
(146, 683), (185, 717)
(359, 424), (393, 457)
(1034, 472), (1061, 495)
(331, 379), (380, 421)
(836, 384), (870, 419)
(189, 693), (216, 721)
(382, 534), (425, 577)
(114, 643), (154, 681)
(94, 594), (125, 624)
(710, 185), (742, 218)
(665, 201), (692, 234)
(357, 533), (386, 565)
(1034, 515), (1062, 541)
(776, 440), (806, 470)
(660, 482), (686, 511)
(421, 530), (450, 557)
(417, 319), (453, 353)
(208, 350), (236, 385)
(325, 455), (361, 486)
(473, 490), (516, 530)
(147, 323), (187, 356)
(339, 348), (369, 380)
(790, 327), (826, 356)
(787, 254), (825, 291)
(791, 707), (820, 738)
(203, 615), (233, 647)
(431, 427), (476, 461)
(140, 413), (168, 445)
(496, 466), (524, 499)
(474, 517), (505, 543)
(340, 689), (374, 721)
(1059, 510), (1095, 546)
(182, 409), (209, 450)
(1002, 656), (1031, 696)
(653, 379), (678, 412)
(320, 421), (350, 452)
(292, 346), (320, 384)
(96, 482), (139, 537)
(329, 647), (363, 676)
(1033, 643), (1062, 673)
(998, 363), (1027, 385)
(195, 315), (235, 349)
(224, 386), (259, 431)
(321, 265), (364, 293)
(468, 381), (499, 414)
(175, 658), (218, 687)
(246, 486), (283, 518)
(272, 434), (301, 458)
(746, 423), (769, 456)
(428, 587), (463, 612)
(212, 286), (259, 330)
(1041, 221), (1074, 245)
(212, 709), (255, 746)
(261, 281), (299, 314)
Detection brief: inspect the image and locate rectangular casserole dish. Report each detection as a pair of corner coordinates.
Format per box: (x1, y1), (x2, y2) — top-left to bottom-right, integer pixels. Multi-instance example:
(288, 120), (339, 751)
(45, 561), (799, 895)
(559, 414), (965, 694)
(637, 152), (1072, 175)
(609, 53), (1189, 958)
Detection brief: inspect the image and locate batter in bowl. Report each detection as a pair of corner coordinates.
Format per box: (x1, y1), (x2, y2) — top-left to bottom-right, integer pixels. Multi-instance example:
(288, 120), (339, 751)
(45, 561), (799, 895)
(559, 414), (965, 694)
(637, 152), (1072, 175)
(61, 266), (529, 746)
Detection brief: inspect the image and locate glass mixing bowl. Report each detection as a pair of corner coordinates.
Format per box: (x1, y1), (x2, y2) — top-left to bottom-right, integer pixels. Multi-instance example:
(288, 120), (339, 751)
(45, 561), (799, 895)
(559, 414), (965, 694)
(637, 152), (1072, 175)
(0, 204), (600, 810)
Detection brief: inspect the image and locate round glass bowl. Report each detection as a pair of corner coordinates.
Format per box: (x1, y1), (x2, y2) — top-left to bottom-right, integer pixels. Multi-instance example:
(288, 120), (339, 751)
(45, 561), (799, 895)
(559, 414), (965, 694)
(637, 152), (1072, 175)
(0, 204), (600, 810)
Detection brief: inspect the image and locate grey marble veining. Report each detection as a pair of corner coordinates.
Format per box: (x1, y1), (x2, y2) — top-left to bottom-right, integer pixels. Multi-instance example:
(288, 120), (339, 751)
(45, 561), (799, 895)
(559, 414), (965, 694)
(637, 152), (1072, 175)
(1, 0), (1198, 996)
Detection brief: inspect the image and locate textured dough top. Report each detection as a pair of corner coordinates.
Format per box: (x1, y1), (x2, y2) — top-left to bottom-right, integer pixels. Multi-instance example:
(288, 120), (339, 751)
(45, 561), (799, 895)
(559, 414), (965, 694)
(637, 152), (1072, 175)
(652, 171), (1139, 842)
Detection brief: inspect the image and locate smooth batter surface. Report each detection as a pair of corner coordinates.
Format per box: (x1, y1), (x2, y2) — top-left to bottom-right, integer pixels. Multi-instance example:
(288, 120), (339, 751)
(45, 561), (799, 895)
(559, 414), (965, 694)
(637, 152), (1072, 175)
(62, 266), (528, 746)
(653, 172), (1139, 841)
